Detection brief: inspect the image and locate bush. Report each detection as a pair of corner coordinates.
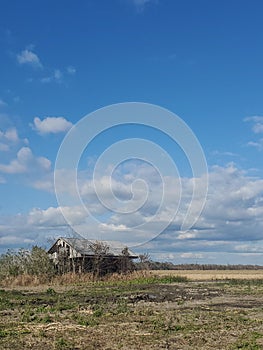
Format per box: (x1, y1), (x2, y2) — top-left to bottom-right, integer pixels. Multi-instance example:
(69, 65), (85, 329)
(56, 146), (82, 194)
(0, 246), (55, 282)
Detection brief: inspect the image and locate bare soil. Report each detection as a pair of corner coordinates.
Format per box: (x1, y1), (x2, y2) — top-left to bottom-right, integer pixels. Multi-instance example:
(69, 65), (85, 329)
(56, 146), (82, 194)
(0, 272), (263, 349)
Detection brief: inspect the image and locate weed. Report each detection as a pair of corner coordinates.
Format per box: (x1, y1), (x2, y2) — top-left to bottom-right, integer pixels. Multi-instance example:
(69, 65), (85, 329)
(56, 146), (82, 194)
(0, 329), (30, 338)
(92, 306), (104, 317)
(55, 337), (72, 349)
(74, 313), (99, 327)
(232, 332), (263, 349)
(39, 314), (53, 323)
(21, 306), (37, 322)
(227, 279), (263, 286)
(46, 287), (56, 295)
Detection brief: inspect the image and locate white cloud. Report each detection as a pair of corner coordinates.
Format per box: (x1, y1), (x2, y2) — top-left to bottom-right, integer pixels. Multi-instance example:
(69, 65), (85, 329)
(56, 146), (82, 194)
(4, 128), (19, 142)
(0, 234), (34, 247)
(180, 252), (204, 259)
(0, 147), (32, 174)
(253, 124), (263, 134)
(54, 69), (62, 81)
(67, 66), (76, 75)
(23, 206), (88, 230)
(244, 116), (263, 151)
(17, 49), (43, 68)
(41, 69), (63, 84)
(27, 207), (66, 227)
(1, 160), (263, 263)
(99, 223), (131, 232)
(0, 146), (51, 174)
(244, 116), (263, 134)
(0, 127), (28, 152)
(32, 116), (73, 134)
(247, 139), (263, 151)
(52, 161), (263, 247)
(211, 150), (239, 157)
(16, 48), (75, 85)
(41, 67), (74, 84)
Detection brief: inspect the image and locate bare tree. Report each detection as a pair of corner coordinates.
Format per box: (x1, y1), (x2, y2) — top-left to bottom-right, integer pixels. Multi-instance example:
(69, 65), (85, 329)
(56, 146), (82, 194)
(137, 253), (151, 270)
(88, 241), (110, 278)
(120, 247), (134, 273)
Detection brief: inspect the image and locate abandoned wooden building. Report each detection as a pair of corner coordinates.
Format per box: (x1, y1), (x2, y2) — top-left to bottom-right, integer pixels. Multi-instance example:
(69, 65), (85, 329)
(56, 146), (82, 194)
(48, 237), (138, 275)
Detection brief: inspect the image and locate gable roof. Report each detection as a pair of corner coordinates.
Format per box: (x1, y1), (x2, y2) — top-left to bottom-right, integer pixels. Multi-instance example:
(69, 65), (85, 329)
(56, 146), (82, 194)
(48, 237), (138, 258)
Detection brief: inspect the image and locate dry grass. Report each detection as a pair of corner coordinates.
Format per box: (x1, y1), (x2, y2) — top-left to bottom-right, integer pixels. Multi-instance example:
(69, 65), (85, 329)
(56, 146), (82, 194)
(153, 269), (263, 280)
(1, 274), (51, 287)
(0, 270), (153, 288)
(2, 269), (263, 289)
(0, 272), (263, 349)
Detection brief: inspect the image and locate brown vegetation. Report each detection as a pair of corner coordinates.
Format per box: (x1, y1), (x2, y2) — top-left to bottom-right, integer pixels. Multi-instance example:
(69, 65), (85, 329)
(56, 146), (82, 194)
(0, 273), (263, 349)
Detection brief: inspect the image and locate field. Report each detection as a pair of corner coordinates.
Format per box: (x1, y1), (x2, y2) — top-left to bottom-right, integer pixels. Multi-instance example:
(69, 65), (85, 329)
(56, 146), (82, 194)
(154, 269), (263, 280)
(0, 270), (263, 349)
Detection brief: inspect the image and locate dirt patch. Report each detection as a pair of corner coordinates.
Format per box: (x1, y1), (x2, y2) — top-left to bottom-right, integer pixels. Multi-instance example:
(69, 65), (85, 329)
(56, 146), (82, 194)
(0, 278), (263, 349)
(127, 284), (223, 303)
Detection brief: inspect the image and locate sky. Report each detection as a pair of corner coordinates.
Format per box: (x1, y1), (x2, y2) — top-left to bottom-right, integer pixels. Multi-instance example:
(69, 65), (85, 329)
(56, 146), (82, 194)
(0, 0), (263, 264)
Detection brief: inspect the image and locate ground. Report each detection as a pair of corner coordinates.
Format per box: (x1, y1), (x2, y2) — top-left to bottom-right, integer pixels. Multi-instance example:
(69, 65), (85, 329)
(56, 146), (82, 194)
(0, 270), (263, 349)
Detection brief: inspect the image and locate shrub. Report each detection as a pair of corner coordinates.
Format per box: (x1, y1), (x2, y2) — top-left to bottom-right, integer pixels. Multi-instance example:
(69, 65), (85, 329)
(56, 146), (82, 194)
(0, 246), (55, 282)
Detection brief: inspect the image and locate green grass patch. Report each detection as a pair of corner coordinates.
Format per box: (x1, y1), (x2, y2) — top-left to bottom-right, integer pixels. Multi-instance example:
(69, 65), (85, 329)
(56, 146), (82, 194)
(231, 331), (263, 349)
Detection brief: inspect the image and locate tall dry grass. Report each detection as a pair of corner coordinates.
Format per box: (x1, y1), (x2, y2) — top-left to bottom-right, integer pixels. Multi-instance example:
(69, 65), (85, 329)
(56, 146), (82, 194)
(0, 270), (153, 288)
(2, 269), (263, 288)
(1, 274), (51, 287)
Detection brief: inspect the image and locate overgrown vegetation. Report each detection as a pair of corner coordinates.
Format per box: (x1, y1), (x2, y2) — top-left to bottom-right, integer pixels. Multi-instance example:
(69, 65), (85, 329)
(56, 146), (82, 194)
(1, 244), (262, 278)
(0, 246), (55, 282)
(0, 242), (137, 285)
(87, 241), (135, 277)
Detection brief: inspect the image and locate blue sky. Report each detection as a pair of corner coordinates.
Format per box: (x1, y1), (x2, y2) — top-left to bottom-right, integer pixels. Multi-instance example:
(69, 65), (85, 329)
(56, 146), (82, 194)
(0, 0), (263, 264)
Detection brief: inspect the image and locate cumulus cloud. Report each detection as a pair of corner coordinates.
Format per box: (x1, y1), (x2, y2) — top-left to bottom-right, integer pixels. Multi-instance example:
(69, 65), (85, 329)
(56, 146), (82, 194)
(0, 127), (28, 152)
(17, 49), (43, 68)
(16, 47), (75, 85)
(2, 128), (19, 142)
(0, 147), (51, 174)
(31, 116), (73, 134)
(1, 160), (263, 263)
(244, 116), (263, 134)
(53, 161), (263, 247)
(27, 206), (87, 227)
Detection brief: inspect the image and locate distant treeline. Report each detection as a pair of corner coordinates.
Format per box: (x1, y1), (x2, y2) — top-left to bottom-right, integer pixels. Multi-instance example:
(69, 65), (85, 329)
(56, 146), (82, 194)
(136, 260), (263, 270)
